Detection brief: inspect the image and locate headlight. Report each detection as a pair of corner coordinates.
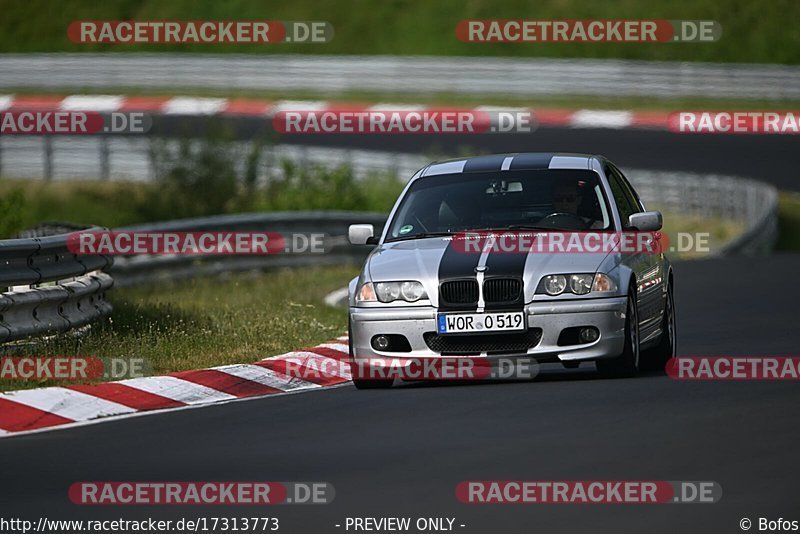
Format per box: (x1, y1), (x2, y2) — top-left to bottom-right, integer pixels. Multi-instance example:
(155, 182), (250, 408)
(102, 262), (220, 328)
(543, 274), (567, 295)
(537, 273), (618, 295)
(371, 281), (428, 303)
(569, 274), (593, 295)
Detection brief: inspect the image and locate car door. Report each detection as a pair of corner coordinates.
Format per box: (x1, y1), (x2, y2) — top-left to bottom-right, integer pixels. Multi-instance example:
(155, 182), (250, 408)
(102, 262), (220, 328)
(607, 164), (665, 343)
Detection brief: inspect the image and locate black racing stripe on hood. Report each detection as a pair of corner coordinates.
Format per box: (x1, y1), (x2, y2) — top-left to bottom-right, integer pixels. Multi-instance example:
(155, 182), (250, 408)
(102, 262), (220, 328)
(508, 153), (554, 170)
(437, 237), (481, 311)
(483, 243), (528, 310)
(462, 154), (510, 173)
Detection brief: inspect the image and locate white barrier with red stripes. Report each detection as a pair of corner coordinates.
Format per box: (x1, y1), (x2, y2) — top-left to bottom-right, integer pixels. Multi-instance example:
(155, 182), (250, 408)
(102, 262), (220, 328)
(0, 336), (351, 436)
(0, 94), (672, 130)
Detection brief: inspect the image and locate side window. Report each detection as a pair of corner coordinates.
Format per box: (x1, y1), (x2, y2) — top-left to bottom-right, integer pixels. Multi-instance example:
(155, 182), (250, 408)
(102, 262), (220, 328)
(605, 166), (636, 229)
(610, 164), (644, 212)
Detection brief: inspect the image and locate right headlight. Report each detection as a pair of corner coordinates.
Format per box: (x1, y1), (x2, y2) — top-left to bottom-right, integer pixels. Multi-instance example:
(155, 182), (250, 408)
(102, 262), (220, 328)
(537, 273), (617, 296)
(358, 281), (428, 303)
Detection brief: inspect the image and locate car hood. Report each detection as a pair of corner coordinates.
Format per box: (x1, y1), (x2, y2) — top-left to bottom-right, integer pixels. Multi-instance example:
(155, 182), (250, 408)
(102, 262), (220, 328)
(366, 236), (612, 306)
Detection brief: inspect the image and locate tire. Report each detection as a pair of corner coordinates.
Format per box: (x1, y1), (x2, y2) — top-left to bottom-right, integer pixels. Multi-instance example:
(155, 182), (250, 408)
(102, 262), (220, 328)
(349, 317), (393, 390)
(641, 282), (676, 373)
(597, 285), (640, 378)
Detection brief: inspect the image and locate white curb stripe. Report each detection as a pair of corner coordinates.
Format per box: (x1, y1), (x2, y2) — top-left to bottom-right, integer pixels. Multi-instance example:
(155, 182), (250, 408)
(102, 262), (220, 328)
(3, 387), (135, 420)
(119, 376), (237, 404)
(60, 95), (124, 112)
(163, 97), (228, 115)
(213, 363), (320, 392)
(270, 100), (328, 113)
(570, 109), (634, 129)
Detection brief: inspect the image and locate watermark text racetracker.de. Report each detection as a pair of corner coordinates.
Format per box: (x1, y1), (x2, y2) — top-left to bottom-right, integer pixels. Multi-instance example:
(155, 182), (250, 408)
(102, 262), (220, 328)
(670, 111), (800, 134)
(0, 111), (151, 135)
(457, 19), (721, 43)
(0, 356), (149, 381)
(457, 480), (722, 504)
(67, 231), (327, 255)
(69, 20), (333, 44)
(667, 357), (800, 380)
(273, 109), (536, 134)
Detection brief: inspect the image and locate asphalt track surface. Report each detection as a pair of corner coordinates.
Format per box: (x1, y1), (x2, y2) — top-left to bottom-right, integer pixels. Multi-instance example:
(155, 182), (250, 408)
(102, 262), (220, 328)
(1, 126), (799, 534)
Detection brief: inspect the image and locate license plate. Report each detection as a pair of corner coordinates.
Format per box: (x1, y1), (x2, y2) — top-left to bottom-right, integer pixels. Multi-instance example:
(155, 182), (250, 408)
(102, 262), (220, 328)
(437, 311), (525, 334)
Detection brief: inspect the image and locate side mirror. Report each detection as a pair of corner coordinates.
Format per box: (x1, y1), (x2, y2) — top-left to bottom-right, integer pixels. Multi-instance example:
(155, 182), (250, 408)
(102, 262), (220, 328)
(628, 211), (663, 231)
(348, 224), (378, 245)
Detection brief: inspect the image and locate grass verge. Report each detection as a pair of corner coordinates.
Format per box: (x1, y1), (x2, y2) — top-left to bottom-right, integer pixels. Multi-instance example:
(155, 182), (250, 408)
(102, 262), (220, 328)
(0, 265), (356, 392)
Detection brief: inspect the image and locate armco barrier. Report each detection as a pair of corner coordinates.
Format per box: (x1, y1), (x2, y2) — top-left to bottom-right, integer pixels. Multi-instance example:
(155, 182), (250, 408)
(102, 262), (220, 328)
(0, 226), (114, 343)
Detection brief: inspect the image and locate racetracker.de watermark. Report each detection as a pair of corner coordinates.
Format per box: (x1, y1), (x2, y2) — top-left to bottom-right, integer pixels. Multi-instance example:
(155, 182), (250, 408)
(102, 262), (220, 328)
(69, 482), (334, 505)
(290, 357), (540, 381)
(0, 111), (150, 135)
(666, 357), (800, 380)
(273, 109), (535, 134)
(456, 20), (721, 43)
(457, 480), (722, 504)
(67, 231), (326, 255)
(450, 231), (669, 255)
(68, 20), (333, 44)
(0, 356), (149, 381)
(670, 111), (800, 134)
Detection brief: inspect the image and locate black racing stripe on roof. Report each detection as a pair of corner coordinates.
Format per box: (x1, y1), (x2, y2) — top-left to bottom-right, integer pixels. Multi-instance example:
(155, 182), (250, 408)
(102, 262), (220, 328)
(508, 153), (555, 170)
(462, 155), (511, 173)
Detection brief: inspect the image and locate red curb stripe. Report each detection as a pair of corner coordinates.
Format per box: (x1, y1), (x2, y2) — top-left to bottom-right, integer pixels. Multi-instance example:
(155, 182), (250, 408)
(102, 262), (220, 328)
(118, 96), (172, 112)
(67, 383), (186, 410)
(534, 109), (575, 126)
(0, 398), (74, 432)
(7, 96), (65, 110)
(306, 346), (351, 361)
(222, 98), (273, 115)
(171, 369), (284, 398)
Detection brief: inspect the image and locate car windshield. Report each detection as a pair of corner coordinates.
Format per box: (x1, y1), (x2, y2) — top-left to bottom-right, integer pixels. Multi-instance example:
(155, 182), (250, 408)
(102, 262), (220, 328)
(386, 169), (613, 241)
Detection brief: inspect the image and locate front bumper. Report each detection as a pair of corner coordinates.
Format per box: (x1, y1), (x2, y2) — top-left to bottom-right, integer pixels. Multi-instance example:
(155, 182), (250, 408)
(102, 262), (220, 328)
(349, 297), (627, 364)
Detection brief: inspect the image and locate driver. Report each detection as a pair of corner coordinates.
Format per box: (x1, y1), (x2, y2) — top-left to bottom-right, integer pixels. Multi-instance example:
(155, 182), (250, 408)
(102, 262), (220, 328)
(551, 180), (604, 229)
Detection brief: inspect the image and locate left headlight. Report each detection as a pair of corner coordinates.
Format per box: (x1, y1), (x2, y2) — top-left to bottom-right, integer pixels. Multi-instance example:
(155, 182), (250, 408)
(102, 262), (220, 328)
(536, 273), (618, 296)
(356, 281), (428, 303)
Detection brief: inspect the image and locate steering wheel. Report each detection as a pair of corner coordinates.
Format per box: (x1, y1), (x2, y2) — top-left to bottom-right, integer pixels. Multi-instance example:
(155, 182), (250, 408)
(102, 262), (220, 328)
(538, 212), (590, 230)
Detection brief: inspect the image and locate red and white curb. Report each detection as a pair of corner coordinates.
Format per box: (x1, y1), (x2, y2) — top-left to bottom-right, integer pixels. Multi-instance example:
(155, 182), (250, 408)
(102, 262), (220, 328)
(0, 94), (672, 130)
(0, 336), (351, 437)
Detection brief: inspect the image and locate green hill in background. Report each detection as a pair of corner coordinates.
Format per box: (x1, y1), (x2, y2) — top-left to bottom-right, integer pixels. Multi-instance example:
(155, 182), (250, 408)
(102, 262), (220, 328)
(0, 0), (798, 64)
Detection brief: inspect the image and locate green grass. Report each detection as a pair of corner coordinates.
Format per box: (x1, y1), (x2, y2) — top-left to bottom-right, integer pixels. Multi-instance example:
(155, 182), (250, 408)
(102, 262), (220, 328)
(0, 0), (798, 64)
(0, 265), (356, 392)
(776, 192), (800, 251)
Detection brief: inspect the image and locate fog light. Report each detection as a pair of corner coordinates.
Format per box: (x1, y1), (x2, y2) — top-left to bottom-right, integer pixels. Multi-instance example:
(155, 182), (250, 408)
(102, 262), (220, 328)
(372, 335), (391, 351)
(579, 327), (599, 343)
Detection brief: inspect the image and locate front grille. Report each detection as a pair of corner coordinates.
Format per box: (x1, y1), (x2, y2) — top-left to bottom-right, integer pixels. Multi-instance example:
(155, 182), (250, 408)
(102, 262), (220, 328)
(440, 280), (479, 306)
(423, 329), (542, 356)
(484, 278), (522, 304)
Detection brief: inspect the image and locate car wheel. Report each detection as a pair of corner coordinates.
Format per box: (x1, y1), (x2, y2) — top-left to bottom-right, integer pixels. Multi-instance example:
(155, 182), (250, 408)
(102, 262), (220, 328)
(641, 282), (676, 372)
(597, 285), (640, 378)
(349, 317), (393, 390)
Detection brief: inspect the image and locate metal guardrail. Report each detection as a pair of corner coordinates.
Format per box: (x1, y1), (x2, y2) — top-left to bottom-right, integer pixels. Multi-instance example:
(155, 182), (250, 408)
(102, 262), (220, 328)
(110, 211), (387, 286)
(0, 226), (114, 343)
(1, 54), (799, 100)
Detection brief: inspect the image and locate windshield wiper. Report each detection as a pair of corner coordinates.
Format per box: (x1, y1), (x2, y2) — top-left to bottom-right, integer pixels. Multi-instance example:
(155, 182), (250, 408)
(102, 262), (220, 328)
(386, 231), (454, 242)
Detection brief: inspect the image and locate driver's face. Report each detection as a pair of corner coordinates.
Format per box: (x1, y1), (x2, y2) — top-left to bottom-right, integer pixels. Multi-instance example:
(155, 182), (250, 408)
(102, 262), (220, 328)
(553, 185), (582, 214)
